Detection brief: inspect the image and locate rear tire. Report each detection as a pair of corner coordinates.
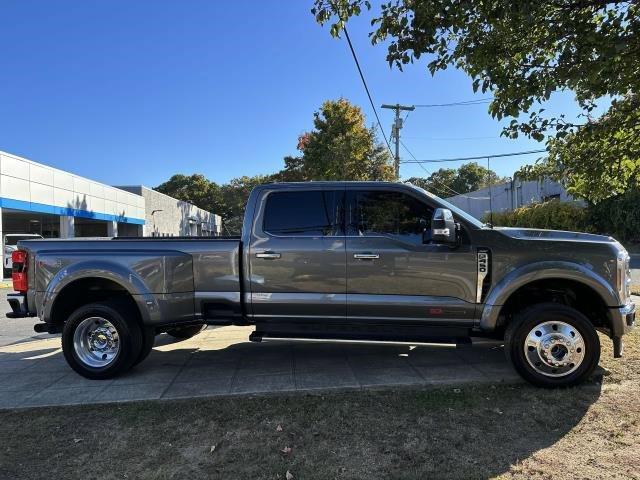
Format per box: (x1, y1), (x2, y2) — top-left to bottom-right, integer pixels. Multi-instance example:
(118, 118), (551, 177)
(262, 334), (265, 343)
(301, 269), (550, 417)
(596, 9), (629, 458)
(62, 301), (143, 379)
(505, 303), (600, 388)
(166, 324), (206, 340)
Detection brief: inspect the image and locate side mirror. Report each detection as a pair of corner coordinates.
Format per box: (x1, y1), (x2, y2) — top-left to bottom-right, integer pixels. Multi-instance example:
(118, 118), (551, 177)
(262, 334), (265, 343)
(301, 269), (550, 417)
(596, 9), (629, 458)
(430, 208), (457, 244)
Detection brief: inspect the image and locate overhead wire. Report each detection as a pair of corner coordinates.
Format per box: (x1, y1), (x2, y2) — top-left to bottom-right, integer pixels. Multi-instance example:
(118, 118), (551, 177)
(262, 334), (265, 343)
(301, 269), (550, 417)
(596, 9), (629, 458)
(342, 26), (394, 158)
(400, 149), (547, 164)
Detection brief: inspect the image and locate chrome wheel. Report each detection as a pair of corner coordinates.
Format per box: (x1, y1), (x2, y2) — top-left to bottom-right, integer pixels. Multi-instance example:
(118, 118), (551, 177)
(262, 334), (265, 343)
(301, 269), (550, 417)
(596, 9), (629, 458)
(73, 316), (120, 368)
(524, 321), (585, 377)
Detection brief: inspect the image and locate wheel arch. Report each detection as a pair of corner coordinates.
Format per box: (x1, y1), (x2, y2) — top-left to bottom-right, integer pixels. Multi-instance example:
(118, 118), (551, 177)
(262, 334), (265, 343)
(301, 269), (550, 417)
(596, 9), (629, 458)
(480, 261), (618, 334)
(42, 261), (160, 328)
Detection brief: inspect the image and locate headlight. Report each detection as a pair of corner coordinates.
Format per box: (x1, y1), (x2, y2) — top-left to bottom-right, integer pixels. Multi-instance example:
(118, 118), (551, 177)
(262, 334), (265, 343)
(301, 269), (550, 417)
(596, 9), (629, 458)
(617, 250), (631, 305)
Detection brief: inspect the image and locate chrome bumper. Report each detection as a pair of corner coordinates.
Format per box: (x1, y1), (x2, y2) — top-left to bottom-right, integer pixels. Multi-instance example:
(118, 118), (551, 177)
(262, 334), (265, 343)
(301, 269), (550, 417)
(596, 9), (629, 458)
(619, 301), (636, 333)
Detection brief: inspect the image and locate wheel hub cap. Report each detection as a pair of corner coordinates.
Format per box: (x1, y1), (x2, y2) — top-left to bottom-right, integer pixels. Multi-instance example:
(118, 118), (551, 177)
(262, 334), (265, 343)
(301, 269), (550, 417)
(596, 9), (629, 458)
(524, 321), (585, 377)
(73, 317), (120, 368)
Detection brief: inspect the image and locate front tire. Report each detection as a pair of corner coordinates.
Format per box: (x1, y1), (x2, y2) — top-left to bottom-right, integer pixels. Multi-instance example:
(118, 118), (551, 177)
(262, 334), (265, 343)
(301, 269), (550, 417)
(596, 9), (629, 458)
(505, 303), (600, 388)
(62, 301), (143, 379)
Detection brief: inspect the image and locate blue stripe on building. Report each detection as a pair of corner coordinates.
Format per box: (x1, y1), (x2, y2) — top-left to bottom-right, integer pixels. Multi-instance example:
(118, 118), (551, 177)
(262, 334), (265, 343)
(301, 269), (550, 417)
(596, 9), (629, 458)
(0, 197), (145, 225)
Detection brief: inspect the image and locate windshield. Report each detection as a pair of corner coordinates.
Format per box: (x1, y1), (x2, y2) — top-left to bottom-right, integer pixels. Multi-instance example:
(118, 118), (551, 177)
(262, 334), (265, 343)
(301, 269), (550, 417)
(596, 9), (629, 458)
(407, 184), (486, 229)
(4, 235), (43, 246)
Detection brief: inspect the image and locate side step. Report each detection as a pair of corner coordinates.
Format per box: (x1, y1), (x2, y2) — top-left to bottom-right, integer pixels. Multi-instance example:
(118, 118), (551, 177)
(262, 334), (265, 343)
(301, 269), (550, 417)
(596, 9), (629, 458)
(249, 331), (470, 348)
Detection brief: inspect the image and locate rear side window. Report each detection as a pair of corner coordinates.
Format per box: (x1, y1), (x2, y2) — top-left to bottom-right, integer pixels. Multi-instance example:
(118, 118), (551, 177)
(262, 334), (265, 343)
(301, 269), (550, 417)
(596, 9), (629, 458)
(263, 190), (343, 236)
(349, 190), (433, 244)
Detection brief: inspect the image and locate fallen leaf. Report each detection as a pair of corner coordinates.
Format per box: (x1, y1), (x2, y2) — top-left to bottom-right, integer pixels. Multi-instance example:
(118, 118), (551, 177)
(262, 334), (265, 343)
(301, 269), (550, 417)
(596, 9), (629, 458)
(281, 446), (292, 455)
(286, 471), (294, 480)
(492, 408), (503, 415)
(276, 425), (283, 432)
(210, 445), (216, 453)
(453, 388), (461, 393)
(73, 438), (82, 444)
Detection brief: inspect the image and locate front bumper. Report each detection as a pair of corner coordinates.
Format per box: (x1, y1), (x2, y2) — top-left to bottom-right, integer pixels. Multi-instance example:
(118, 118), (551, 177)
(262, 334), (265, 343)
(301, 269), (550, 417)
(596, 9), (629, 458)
(619, 301), (636, 333)
(609, 301), (635, 358)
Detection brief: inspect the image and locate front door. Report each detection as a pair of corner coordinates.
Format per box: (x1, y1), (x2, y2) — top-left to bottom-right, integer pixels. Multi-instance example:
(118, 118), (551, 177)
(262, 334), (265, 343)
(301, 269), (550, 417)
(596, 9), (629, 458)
(346, 186), (477, 325)
(248, 187), (346, 323)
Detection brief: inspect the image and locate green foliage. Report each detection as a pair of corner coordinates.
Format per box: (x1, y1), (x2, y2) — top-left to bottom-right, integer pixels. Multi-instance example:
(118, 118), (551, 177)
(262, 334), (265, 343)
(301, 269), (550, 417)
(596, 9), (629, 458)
(155, 174), (224, 214)
(295, 98), (395, 181)
(587, 189), (640, 243)
(407, 162), (506, 197)
(516, 95), (640, 203)
(312, 0), (639, 140)
(485, 194), (640, 244)
(483, 200), (591, 233)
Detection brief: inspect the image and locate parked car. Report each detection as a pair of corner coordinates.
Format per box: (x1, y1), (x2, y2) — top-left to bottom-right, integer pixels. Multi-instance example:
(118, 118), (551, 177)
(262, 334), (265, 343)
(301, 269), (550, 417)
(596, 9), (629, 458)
(6, 182), (635, 387)
(3, 233), (43, 277)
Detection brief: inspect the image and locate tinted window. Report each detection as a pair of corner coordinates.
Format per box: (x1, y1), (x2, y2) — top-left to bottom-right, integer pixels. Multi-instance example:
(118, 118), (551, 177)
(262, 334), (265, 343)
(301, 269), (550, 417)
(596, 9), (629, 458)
(349, 190), (433, 243)
(263, 190), (342, 236)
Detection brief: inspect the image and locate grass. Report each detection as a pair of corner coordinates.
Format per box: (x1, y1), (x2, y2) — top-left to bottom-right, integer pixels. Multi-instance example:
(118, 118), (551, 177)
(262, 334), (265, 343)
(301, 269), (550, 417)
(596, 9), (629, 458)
(0, 329), (638, 479)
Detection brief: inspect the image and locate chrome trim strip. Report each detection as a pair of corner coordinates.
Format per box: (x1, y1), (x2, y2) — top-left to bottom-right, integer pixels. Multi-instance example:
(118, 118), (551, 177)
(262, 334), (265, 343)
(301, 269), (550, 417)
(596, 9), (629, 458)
(258, 337), (458, 347)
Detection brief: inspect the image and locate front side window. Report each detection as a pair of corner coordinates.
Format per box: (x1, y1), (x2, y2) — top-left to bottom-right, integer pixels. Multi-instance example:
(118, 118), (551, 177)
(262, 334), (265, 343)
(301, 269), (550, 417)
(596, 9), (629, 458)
(349, 190), (433, 244)
(263, 190), (342, 236)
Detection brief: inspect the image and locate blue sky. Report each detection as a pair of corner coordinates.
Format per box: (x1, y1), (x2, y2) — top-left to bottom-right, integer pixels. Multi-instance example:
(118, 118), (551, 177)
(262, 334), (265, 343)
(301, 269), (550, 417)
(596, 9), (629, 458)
(1, 1), (589, 187)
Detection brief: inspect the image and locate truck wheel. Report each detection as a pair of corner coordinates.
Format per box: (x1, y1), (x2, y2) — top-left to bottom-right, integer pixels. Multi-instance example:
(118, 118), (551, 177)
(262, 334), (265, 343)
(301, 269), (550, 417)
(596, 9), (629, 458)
(62, 301), (143, 379)
(505, 303), (600, 388)
(166, 324), (206, 340)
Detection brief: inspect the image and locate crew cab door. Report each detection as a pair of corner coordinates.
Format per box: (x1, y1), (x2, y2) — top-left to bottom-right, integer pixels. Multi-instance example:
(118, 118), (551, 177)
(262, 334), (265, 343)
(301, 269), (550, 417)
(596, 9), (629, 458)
(247, 187), (346, 322)
(346, 186), (477, 324)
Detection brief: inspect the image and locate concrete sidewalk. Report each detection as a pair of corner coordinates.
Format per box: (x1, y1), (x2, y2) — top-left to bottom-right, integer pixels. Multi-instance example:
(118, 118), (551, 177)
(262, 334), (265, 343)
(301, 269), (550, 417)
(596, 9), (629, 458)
(0, 325), (520, 409)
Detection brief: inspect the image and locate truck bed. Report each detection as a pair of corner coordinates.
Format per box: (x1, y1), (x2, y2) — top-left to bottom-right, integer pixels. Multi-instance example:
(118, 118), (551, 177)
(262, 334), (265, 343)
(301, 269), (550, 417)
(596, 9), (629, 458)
(16, 236), (244, 326)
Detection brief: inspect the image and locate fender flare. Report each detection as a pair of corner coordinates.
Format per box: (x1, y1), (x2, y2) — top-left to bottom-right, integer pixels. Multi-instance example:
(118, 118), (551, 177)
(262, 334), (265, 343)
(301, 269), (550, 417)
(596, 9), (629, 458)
(480, 261), (619, 331)
(41, 260), (161, 325)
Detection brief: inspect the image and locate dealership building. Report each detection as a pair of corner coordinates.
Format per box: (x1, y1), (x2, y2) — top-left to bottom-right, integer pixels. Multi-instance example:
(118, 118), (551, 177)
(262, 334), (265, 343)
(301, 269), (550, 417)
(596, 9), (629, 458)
(0, 150), (221, 275)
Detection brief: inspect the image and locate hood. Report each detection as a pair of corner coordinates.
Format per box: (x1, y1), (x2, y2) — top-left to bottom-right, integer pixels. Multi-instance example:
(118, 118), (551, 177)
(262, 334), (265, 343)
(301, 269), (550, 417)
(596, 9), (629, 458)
(495, 227), (617, 245)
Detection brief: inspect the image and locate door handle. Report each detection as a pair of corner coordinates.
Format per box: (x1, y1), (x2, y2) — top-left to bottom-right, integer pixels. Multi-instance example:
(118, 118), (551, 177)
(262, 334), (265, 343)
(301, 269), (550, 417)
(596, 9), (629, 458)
(353, 253), (379, 260)
(255, 252), (281, 259)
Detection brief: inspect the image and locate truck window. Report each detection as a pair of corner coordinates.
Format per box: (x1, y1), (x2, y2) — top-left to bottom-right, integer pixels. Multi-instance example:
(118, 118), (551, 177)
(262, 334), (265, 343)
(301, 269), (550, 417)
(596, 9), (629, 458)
(263, 190), (343, 236)
(349, 190), (433, 244)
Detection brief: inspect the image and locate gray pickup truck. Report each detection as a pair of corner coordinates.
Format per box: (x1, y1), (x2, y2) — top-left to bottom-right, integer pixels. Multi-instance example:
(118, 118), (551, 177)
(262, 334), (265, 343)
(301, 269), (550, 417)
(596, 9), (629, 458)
(6, 181), (635, 387)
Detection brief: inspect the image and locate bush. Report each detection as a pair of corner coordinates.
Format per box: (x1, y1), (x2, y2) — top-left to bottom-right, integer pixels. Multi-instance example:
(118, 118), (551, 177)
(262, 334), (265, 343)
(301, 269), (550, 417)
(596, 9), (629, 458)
(482, 191), (640, 247)
(587, 189), (640, 244)
(483, 200), (591, 232)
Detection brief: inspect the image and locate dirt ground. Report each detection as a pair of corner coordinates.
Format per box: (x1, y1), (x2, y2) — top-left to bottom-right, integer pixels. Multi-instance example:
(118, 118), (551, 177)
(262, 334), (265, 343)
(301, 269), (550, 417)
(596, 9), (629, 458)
(0, 327), (638, 480)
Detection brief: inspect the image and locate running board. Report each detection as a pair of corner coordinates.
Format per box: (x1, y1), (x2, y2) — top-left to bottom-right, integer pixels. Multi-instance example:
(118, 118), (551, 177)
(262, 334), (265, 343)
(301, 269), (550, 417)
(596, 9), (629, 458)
(249, 331), (470, 348)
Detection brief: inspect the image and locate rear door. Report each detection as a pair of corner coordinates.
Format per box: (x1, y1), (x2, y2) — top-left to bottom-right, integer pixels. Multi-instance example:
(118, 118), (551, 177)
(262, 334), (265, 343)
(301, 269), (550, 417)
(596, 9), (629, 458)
(346, 186), (477, 325)
(247, 187), (346, 322)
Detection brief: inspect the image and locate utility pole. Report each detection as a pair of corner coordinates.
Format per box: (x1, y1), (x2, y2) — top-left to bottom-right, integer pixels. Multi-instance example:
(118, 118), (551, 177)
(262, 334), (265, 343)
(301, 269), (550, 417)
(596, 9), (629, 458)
(381, 103), (415, 179)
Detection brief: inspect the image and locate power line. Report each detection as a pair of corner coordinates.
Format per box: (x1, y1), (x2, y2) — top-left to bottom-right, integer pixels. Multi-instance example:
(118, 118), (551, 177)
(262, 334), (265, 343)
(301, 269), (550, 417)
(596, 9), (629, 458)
(413, 98), (493, 108)
(400, 140), (464, 197)
(400, 149), (547, 164)
(342, 27), (394, 158)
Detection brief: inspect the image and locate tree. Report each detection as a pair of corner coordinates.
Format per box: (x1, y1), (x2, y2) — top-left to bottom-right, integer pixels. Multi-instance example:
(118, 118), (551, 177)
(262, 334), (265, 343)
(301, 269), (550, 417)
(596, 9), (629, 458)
(517, 94), (640, 203)
(312, 1), (639, 202)
(312, 1), (639, 140)
(155, 174), (223, 214)
(296, 98), (395, 181)
(407, 162), (505, 197)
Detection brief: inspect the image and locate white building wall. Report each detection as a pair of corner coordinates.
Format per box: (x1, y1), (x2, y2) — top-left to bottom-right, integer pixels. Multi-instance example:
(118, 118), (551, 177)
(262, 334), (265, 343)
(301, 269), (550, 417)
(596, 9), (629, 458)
(117, 186), (221, 237)
(0, 151), (145, 225)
